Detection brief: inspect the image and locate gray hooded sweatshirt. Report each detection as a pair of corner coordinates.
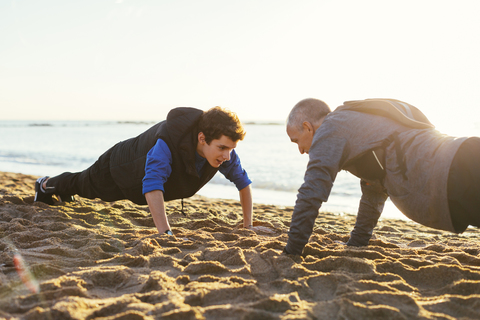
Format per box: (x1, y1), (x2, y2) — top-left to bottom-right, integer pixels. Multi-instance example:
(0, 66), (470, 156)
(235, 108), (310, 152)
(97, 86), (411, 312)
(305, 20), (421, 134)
(285, 107), (468, 255)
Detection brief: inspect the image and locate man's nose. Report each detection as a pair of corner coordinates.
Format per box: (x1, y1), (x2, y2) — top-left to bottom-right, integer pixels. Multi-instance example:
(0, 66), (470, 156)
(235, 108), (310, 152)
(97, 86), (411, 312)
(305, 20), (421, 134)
(224, 150), (231, 161)
(298, 145), (304, 154)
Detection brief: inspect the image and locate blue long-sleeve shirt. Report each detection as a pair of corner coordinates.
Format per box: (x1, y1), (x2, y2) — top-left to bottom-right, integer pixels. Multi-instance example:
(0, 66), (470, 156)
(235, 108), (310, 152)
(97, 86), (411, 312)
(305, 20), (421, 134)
(142, 138), (251, 195)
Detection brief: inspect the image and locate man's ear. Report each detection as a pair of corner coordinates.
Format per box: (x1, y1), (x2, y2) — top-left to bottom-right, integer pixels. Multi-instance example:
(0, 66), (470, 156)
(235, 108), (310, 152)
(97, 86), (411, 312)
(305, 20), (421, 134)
(302, 121), (314, 133)
(198, 132), (206, 144)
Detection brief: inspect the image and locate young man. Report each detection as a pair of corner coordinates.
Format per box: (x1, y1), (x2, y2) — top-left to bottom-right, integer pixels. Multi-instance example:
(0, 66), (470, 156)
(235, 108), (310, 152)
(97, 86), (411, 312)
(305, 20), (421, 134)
(35, 106), (260, 235)
(284, 98), (480, 255)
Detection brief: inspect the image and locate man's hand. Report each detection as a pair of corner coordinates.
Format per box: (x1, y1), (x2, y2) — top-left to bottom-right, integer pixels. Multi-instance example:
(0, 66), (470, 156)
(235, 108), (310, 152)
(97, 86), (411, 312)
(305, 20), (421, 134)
(247, 225), (275, 233)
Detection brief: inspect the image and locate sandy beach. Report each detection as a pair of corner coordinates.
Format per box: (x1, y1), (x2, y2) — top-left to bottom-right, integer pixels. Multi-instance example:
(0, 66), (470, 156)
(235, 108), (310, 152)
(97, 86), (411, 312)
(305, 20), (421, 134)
(1, 171), (480, 319)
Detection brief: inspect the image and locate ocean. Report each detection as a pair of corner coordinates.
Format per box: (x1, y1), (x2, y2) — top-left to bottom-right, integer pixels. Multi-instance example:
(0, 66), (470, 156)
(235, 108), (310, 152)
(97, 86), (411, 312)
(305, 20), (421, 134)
(2, 119), (470, 221)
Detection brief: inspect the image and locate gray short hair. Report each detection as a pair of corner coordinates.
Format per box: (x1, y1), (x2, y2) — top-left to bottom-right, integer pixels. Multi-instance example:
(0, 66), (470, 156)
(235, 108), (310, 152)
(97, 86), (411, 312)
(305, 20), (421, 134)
(287, 98), (331, 129)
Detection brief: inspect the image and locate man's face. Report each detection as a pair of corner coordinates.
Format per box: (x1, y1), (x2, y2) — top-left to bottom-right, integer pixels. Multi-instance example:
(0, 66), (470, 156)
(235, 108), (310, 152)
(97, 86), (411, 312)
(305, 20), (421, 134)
(197, 133), (237, 167)
(287, 122), (314, 154)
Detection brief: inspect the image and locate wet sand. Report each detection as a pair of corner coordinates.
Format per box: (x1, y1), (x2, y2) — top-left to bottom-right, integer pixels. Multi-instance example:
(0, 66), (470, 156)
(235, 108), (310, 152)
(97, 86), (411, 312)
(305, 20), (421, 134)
(1, 171), (480, 319)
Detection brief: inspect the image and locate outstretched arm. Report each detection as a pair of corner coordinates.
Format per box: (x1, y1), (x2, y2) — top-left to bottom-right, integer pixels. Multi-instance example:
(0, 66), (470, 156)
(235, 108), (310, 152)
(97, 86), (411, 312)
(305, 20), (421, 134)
(239, 185), (273, 233)
(346, 180), (388, 246)
(239, 185), (253, 227)
(285, 135), (348, 255)
(145, 190), (172, 234)
(218, 150), (271, 232)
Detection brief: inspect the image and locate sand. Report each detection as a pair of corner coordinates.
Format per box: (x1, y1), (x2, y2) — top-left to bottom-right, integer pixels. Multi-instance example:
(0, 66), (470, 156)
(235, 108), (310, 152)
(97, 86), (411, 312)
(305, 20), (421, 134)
(1, 171), (480, 319)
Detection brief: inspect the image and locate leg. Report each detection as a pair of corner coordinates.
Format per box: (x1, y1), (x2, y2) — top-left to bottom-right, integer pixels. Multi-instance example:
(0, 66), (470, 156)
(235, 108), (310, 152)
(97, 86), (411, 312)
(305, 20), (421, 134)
(447, 137), (480, 233)
(37, 147), (125, 203)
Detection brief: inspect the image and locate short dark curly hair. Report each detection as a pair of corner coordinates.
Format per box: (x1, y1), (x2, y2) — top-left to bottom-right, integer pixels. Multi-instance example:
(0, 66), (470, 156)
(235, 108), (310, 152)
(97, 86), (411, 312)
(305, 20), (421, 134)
(198, 106), (246, 144)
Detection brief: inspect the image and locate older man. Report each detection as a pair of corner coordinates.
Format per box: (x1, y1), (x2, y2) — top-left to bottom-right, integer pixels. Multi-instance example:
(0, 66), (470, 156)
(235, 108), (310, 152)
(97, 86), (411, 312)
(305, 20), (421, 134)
(284, 98), (480, 255)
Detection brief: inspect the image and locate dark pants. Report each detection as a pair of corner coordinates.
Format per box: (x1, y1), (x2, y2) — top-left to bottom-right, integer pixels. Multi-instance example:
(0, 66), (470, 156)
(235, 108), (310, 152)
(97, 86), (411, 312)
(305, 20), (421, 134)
(47, 147), (125, 202)
(448, 137), (480, 233)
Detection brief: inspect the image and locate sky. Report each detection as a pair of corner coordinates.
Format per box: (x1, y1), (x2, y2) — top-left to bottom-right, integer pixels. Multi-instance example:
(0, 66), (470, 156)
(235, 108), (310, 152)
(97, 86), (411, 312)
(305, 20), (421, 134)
(1, 0), (480, 135)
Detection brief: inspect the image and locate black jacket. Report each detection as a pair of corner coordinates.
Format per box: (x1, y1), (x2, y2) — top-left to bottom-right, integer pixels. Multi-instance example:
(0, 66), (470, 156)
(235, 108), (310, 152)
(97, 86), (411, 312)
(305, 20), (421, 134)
(109, 107), (219, 204)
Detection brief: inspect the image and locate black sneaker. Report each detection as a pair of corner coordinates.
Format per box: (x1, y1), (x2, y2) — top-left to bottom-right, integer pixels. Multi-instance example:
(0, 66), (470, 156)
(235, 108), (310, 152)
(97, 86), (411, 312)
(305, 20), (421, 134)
(34, 176), (55, 205)
(58, 194), (75, 203)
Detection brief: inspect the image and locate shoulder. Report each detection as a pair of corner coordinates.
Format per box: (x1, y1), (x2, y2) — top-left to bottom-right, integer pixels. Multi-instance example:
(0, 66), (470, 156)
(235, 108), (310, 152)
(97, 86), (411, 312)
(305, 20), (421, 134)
(155, 138), (171, 150)
(322, 109), (399, 137)
(149, 139), (172, 159)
